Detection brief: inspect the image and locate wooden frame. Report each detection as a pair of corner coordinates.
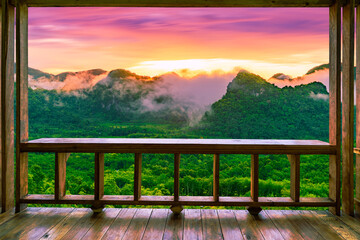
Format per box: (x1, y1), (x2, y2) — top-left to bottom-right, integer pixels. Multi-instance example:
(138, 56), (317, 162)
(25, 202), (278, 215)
(5, 0), (348, 216)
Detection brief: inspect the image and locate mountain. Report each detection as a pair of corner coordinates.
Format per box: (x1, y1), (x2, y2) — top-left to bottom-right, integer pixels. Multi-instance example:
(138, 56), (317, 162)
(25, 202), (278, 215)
(197, 71), (329, 140)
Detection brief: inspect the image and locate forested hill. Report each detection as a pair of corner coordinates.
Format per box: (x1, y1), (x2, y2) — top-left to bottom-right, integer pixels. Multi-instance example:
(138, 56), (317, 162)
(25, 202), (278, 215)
(197, 71), (329, 140)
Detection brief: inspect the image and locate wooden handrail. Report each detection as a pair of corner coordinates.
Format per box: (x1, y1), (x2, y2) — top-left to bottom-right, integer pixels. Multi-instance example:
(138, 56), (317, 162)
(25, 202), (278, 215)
(16, 138), (340, 215)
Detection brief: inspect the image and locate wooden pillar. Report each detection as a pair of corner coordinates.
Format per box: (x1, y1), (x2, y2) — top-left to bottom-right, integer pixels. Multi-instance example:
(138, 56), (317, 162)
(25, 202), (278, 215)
(288, 155), (300, 202)
(55, 153), (70, 200)
(134, 153), (142, 201)
(342, 0), (355, 216)
(213, 154), (220, 202)
(94, 153), (104, 200)
(356, 5), (360, 217)
(1, 0), (14, 213)
(329, 0), (342, 216)
(16, 0), (29, 213)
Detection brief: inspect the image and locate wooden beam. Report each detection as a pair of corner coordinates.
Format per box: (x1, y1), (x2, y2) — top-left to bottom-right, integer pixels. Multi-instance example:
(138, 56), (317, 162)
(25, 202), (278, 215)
(134, 153), (142, 201)
(174, 153), (180, 202)
(342, 0), (355, 216)
(55, 153), (70, 200)
(356, 5), (360, 217)
(94, 153), (104, 201)
(288, 155), (300, 202)
(213, 154), (220, 202)
(251, 155), (259, 202)
(11, 0), (335, 7)
(15, 0), (28, 213)
(329, 0), (341, 216)
(1, 0), (14, 213)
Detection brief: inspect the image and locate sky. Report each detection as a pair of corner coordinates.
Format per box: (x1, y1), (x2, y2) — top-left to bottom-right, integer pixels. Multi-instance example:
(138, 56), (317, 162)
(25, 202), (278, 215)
(28, 7), (329, 79)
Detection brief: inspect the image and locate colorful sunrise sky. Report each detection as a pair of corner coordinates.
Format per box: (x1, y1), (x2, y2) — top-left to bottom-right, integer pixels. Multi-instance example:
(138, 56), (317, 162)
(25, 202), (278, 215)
(28, 7), (329, 79)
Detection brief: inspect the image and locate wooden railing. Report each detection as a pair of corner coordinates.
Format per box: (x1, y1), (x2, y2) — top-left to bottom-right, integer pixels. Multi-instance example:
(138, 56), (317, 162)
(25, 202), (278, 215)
(17, 138), (339, 215)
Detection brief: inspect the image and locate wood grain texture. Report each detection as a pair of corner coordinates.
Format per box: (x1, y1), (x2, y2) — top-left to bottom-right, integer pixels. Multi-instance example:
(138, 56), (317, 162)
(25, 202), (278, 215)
(174, 153), (180, 202)
(94, 153), (104, 201)
(163, 211), (184, 240)
(101, 208), (137, 240)
(251, 155), (259, 202)
(55, 153), (70, 200)
(213, 154), (220, 202)
(356, 2), (360, 217)
(265, 210), (304, 240)
(328, 0), (341, 216)
(342, 0), (355, 216)
(134, 153), (142, 201)
(218, 209), (244, 240)
(20, 138), (336, 155)
(122, 208), (152, 240)
(1, 0), (14, 213)
(201, 209), (223, 240)
(142, 208), (169, 240)
(9, 0), (335, 7)
(234, 210), (264, 240)
(287, 155), (300, 202)
(254, 211), (284, 240)
(15, 0), (28, 213)
(183, 209), (202, 240)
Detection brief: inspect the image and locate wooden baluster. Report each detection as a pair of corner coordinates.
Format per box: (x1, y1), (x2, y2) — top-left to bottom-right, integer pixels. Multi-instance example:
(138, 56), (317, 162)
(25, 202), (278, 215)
(288, 155), (300, 202)
(213, 154), (220, 202)
(134, 153), (142, 201)
(342, 0), (355, 216)
(329, 0), (341, 216)
(93, 153), (104, 212)
(55, 153), (70, 200)
(174, 153), (180, 202)
(355, 3), (360, 217)
(170, 153), (183, 215)
(248, 154), (261, 215)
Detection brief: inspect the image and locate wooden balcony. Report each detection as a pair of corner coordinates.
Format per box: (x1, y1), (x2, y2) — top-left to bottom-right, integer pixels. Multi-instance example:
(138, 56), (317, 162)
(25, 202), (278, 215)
(0, 208), (359, 239)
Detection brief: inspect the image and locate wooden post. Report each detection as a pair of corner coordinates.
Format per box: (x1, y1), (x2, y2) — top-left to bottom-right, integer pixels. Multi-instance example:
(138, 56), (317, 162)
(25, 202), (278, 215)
(1, 0), (14, 213)
(134, 153), (142, 201)
(213, 154), (220, 202)
(174, 153), (180, 202)
(329, 0), (341, 216)
(248, 154), (261, 215)
(288, 155), (300, 202)
(55, 153), (70, 200)
(15, 0), (29, 213)
(356, 5), (360, 217)
(342, 0), (355, 216)
(94, 153), (104, 200)
(92, 153), (104, 212)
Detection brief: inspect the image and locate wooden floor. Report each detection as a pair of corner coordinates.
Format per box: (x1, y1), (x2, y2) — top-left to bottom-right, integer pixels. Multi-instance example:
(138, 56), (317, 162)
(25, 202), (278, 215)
(0, 208), (359, 240)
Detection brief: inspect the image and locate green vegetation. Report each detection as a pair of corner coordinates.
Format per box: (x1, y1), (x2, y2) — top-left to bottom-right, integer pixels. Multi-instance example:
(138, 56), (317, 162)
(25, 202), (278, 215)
(27, 68), (335, 208)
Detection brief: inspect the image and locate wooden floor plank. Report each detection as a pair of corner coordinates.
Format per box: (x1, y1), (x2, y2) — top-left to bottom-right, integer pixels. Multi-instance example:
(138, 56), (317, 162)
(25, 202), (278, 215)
(281, 210), (325, 240)
(0, 209), (15, 226)
(298, 210), (343, 240)
(122, 208), (152, 240)
(60, 208), (100, 240)
(102, 208), (137, 240)
(253, 211), (284, 240)
(19, 208), (73, 240)
(313, 210), (360, 240)
(183, 209), (203, 240)
(201, 209), (223, 240)
(40, 208), (93, 240)
(163, 210), (185, 240)
(0, 208), (46, 239)
(234, 211), (264, 240)
(218, 209), (244, 240)
(142, 209), (169, 240)
(336, 212), (360, 235)
(265, 210), (304, 240)
(81, 208), (120, 239)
